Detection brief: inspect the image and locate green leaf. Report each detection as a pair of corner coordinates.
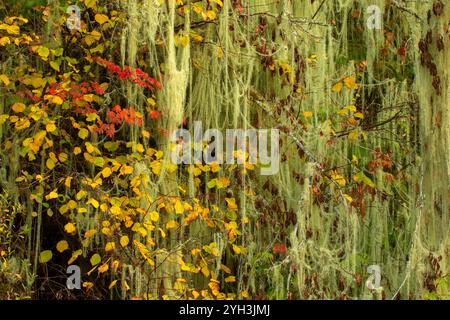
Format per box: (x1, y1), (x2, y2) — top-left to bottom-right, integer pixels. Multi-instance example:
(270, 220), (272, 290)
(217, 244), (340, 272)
(90, 253), (101, 266)
(52, 48), (64, 57)
(104, 141), (119, 152)
(207, 179), (216, 189)
(50, 60), (60, 72)
(37, 46), (50, 60)
(354, 171), (375, 188)
(39, 250), (53, 263)
(85, 0), (97, 9)
(86, 113), (99, 122)
(78, 128), (89, 140)
(94, 157), (105, 167)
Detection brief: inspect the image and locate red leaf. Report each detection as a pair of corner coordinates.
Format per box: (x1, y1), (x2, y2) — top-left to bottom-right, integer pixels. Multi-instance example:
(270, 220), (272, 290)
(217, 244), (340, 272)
(273, 243), (287, 254)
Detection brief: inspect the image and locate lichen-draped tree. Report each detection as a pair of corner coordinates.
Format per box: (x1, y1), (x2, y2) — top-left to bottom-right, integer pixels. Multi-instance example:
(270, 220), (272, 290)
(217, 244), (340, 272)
(107, 0), (448, 299)
(411, 0), (449, 298)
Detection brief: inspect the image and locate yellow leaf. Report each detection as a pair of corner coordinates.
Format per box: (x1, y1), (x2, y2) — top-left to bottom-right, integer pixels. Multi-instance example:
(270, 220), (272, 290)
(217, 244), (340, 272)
(344, 76), (358, 90)
(49, 152), (58, 163)
(67, 200), (77, 209)
(101, 167), (112, 178)
(65, 176), (73, 188)
(232, 244), (241, 254)
(85, 142), (95, 153)
(95, 14), (109, 25)
(83, 282), (94, 289)
(123, 280), (130, 291)
(68, 249), (82, 265)
(136, 143), (144, 153)
(346, 105), (357, 112)
(85, 229), (97, 238)
(211, 162), (220, 173)
(46, 121), (57, 132)
(85, 0), (97, 9)
(105, 242), (115, 252)
(120, 235), (129, 247)
(14, 118), (30, 130)
(224, 276), (236, 283)
(174, 34), (190, 47)
(337, 108), (348, 116)
(64, 223), (77, 234)
(150, 211), (159, 222)
(76, 190), (87, 200)
(51, 96), (63, 105)
(87, 198), (99, 208)
(220, 264), (231, 274)
(56, 240), (69, 253)
(205, 10), (216, 20)
(225, 198), (238, 210)
(46, 158), (56, 170)
(332, 82), (343, 93)
(77, 207), (87, 214)
(59, 205), (69, 215)
(108, 280), (118, 290)
(174, 200), (184, 214)
(58, 153), (68, 162)
(0, 24), (20, 35)
(110, 205), (121, 215)
(348, 130), (359, 141)
(45, 189), (58, 201)
(101, 226), (111, 236)
(343, 194), (353, 203)
(111, 260), (120, 272)
(120, 165), (134, 175)
(0, 37), (11, 46)
(166, 220), (178, 229)
(11, 103), (25, 113)
(98, 263), (109, 273)
(331, 171), (346, 187)
(85, 30), (101, 46)
(217, 176), (230, 189)
(0, 74), (10, 85)
(142, 130), (151, 138)
(190, 31), (204, 43)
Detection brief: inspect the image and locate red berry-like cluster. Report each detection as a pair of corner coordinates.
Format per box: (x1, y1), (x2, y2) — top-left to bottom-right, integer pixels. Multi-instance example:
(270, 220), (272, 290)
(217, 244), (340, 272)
(94, 105), (143, 138)
(107, 104), (143, 126)
(93, 57), (162, 91)
(93, 121), (116, 138)
(44, 81), (106, 115)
